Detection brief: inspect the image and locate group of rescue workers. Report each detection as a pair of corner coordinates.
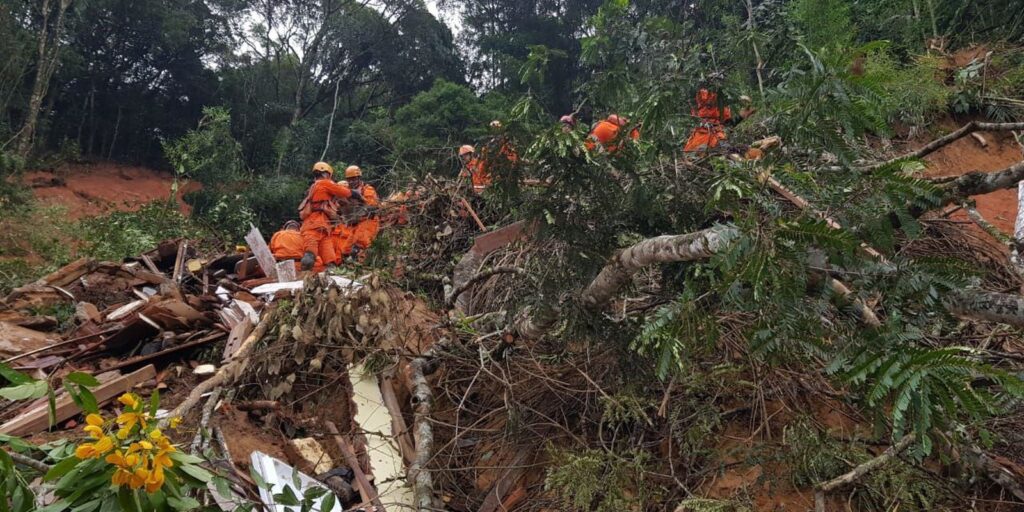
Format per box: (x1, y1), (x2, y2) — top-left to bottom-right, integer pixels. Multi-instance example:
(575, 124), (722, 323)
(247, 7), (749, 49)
(267, 87), (752, 273)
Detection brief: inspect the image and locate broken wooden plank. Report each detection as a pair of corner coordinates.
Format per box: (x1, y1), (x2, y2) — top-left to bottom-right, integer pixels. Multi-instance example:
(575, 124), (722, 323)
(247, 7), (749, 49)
(0, 365), (156, 436)
(100, 332), (225, 373)
(244, 224), (278, 280)
(325, 421), (386, 512)
(275, 260), (296, 283)
(477, 452), (529, 512)
(32, 257), (96, 288)
(222, 317), (254, 363)
(0, 322), (59, 359)
(380, 370), (416, 466)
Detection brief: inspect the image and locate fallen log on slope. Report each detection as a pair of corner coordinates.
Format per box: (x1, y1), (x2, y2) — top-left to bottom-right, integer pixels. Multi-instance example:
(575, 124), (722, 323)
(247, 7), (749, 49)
(863, 121), (1024, 173)
(813, 434), (915, 512)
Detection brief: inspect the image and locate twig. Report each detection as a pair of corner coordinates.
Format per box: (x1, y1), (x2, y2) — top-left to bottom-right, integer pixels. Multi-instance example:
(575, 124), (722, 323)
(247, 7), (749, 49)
(444, 266), (524, 308)
(2, 326), (120, 364)
(190, 387), (222, 454)
(159, 307), (273, 428)
(862, 122), (1024, 172)
(6, 450), (51, 473)
(324, 421), (386, 512)
(459, 197), (487, 232)
(814, 433), (915, 512)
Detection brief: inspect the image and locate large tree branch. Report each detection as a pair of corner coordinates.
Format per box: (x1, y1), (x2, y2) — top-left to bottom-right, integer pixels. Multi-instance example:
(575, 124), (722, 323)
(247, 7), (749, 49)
(581, 225), (740, 308)
(935, 160), (1024, 207)
(863, 122), (1024, 173)
(947, 290), (1024, 328)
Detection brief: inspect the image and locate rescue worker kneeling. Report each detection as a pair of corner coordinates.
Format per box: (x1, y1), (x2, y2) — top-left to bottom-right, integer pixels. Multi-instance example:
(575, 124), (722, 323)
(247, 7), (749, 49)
(270, 220), (321, 270)
(298, 161), (362, 271)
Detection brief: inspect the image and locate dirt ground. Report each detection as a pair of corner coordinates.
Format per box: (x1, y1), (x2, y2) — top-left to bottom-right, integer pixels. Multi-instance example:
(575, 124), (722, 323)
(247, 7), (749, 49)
(23, 161), (200, 219)
(921, 122), (1022, 233)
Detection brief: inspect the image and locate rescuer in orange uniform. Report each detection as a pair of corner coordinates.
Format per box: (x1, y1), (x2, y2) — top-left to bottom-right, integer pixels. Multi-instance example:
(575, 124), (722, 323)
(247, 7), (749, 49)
(586, 114), (639, 153)
(271, 220), (320, 271)
(458, 145), (491, 192)
(298, 161), (361, 271)
(683, 90), (754, 153)
(342, 165), (379, 262)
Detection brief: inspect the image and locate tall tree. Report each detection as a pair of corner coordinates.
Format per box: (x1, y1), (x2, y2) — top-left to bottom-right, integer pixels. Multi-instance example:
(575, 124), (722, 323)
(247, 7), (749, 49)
(14, 0), (73, 158)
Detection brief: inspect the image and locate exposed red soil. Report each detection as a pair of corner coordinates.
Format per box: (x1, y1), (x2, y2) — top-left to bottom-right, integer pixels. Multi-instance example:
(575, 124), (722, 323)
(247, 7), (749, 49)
(23, 162), (200, 220)
(920, 122), (1022, 234)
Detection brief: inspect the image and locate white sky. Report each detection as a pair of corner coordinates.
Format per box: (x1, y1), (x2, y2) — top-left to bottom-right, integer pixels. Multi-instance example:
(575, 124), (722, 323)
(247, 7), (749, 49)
(424, 0), (462, 36)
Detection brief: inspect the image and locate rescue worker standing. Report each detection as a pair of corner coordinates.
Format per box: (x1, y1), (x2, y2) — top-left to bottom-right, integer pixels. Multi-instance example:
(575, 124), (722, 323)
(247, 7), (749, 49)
(343, 165), (379, 262)
(458, 145), (491, 193)
(298, 161), (361, 271)
(683, 89), (754, 153)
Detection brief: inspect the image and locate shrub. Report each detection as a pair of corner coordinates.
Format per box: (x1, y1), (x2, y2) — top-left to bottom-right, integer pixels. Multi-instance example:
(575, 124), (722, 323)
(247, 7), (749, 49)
(78, 203), (208, 261)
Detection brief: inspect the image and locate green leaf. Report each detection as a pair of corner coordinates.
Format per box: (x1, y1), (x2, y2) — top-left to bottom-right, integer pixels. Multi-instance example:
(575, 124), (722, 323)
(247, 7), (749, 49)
(36, 501), (72, 512)
(44, 456), (81, 481)
(47, 386), (57, 429)
(249, 465), (269, 490)
(0, 380), (48, 401)
(213, 475), (232, 498)
(177, 462), (213, 483)
(65, 372), (100, 387)
(167, 496), (201, 510)
(116, 488), (139, 512)
(0, 434), (35, 453)
(70, 498), (102, 512)
(275, 486), (301, 506)
(319, 492), (336, 512)
(77, 387), (98, 414)
(0, 363), (31, 385)
(149, 389), (160, 417)
(168, 451), (204, 465)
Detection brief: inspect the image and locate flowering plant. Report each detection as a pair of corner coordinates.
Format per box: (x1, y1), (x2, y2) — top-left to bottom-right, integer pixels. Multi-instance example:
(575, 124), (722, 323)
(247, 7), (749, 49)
(42, 391), (213, 511)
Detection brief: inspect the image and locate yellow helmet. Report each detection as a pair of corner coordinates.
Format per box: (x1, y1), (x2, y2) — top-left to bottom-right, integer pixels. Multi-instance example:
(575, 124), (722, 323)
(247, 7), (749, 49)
(344, 165), (362, 178)
(459, 145), (475, 156)
(312, 161), (334, 175)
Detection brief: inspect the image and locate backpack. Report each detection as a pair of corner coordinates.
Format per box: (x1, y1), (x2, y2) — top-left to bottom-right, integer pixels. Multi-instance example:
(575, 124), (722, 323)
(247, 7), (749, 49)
(297, 183), (316, 220)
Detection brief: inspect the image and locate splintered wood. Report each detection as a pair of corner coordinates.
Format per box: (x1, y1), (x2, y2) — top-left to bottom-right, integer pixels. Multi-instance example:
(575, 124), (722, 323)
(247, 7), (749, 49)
(245, 224), (278, 279)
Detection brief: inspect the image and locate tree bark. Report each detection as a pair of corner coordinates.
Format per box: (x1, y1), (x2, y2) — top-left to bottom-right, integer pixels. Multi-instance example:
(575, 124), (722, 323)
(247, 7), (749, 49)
(936, 160), (1024, 206)
(947, 290), (1024, 328)
(581, 225), (739, 309)
(16, 0), (73, 158)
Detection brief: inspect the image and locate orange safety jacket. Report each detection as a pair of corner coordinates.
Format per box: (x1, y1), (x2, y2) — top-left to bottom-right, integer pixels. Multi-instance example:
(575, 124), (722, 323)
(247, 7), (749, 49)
(683, 89), (732, 153)
(269, 230), (305, 261)
(300, 178), (354, 231)
(586, 121), (640, 153)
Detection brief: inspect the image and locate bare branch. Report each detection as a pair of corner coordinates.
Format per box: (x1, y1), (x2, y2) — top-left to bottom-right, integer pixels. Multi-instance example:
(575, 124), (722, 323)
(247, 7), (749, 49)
(863, 122), (1024, 173)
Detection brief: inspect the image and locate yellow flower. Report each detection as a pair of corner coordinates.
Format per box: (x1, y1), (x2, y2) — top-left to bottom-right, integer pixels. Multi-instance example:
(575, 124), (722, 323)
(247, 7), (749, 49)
(148, 429), (163, 441)
(145, 466), (165, 493)
(156, 437), (176, 453)
(138, 440), (153, 450)
(129, 467), (149, 490)
(116, 411), (146, 432)
(83, 425), (104, 439)
(118, 393), (141, 410)
(117, 427), (131, 440)
(169, 417), (182, 429)
(74, 436), (114, 459)
(105, 450), (127, 467)
(86, 414), (104, 426)
(112, 467), (133, 486)
(153, 450), (174, 470)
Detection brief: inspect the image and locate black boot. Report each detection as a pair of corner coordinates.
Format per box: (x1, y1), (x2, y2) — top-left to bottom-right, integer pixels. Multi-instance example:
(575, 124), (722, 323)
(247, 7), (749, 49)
(300, 251), (316, 271)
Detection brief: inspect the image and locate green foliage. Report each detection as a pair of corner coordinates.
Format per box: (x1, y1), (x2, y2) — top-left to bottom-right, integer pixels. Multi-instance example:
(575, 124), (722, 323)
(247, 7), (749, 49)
(788, 0), (854, 50)
(165, 107), (247, 188)
(544, 447), (657, 511)
(675, 498), (752, 512)
(785, 419), (953, 510)
(78, 203), (208, 261)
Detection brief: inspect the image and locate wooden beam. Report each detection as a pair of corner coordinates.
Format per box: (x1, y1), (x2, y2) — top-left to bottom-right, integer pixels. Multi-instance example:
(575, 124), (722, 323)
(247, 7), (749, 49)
(324, 421), (386, 512)
(0, 365), (156, 436)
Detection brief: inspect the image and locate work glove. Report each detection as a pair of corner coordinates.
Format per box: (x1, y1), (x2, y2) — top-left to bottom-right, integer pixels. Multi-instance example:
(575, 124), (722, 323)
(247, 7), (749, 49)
(349, 246), (361, 260)
(349, 189), (364, 203)
(300, 251), (316, 271)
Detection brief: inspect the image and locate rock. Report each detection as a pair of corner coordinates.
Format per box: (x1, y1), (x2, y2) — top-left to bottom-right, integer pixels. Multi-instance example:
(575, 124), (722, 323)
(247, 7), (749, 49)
(193, 364), (217, 376)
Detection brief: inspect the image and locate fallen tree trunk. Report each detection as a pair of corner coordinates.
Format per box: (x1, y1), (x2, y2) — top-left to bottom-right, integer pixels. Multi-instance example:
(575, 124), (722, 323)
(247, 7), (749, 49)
(581, 225), (739, 308)
(935, 161), (1024, 206)
(947, 290), (1024, 328)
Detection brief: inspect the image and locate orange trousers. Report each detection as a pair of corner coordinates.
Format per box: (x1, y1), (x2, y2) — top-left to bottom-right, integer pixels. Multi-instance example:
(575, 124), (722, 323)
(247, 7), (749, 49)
(683, 125), (727, 153)
(300, 226), (337, 268)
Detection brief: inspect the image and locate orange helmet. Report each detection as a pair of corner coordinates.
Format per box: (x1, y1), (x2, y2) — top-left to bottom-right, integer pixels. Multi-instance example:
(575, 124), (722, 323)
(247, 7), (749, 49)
(345, 165), (362, 178)
(459, 145), (476, 156)
(607, 114), (628, 126)
(312, 161), (334, 175)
